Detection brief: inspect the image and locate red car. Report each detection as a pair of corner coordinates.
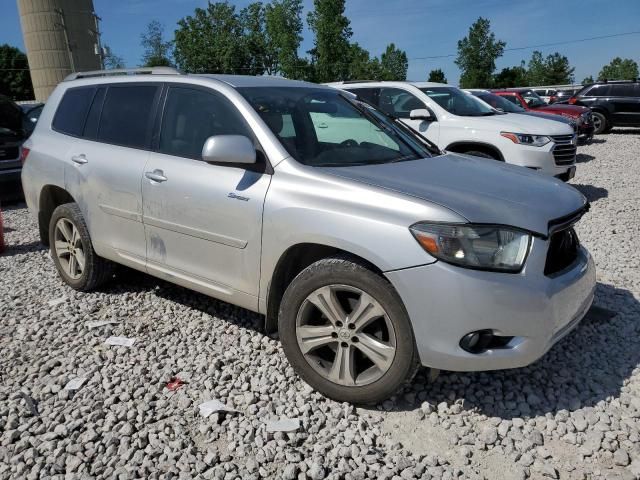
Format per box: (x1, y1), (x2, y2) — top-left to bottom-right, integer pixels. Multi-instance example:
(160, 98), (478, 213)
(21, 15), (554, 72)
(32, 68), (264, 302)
(492, 88), (594, 143)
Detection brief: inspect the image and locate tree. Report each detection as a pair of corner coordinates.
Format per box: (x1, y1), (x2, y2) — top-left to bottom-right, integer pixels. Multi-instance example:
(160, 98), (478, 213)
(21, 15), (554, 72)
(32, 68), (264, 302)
(240, 3), (268, 76)
(102, 45), (125, 70)
(455, 17), (505, 88)
(264, 0), (304, 78)
(379, 43), (408, 81)
(347, 43), (378, 80)
(174, 2), (248, 74)
(527, 51), (574, 85)
(307, 0), (352, 82)
(544, 52), (574, 84)
(526, 51), (546, 86)
(493, 63), (527, 88)
(581, 75), (594, 85)
(428, 68), (447, 83)
(0, 44), (34, 100)
(141, 20), (173, 67)
(598, 57), (639, 81)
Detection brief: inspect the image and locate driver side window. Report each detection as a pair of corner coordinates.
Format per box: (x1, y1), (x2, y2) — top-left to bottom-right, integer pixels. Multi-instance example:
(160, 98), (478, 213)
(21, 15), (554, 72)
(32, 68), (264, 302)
(379, 88), (426, 119)
(503, 95), (525, 108)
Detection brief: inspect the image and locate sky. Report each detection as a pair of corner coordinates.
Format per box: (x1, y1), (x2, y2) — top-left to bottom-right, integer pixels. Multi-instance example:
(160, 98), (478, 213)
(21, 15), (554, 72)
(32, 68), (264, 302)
(2, 0), (640, 85)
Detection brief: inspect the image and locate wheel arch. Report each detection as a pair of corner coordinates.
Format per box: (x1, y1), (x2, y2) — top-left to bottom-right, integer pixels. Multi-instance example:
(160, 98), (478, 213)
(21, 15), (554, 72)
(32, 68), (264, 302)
(445, 141), (504, 161)
(264, 243), (384, 333)
(38, 185), (76, 246)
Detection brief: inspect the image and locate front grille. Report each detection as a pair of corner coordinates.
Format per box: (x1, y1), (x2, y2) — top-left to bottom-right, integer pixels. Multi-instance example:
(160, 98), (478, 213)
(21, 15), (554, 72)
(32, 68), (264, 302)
(551, 134), (576, 165)
(0, 146), (19, 161)
(544, 227), (580, 276)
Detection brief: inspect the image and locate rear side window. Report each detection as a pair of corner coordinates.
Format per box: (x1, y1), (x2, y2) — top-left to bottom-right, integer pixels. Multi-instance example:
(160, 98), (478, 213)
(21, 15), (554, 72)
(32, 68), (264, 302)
(82, 88), (106, 139)
(585, 85), (611, 97)
(159, 87), (252, 159)
(610, 84), (637, 97)
(98, 85), (160, 149)
(52, 87), (96, 136)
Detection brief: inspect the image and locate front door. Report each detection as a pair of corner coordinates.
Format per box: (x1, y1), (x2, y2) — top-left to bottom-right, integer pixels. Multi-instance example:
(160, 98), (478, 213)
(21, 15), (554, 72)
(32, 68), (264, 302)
(142, 85), (271, 310)
(609, 83), (640, 125)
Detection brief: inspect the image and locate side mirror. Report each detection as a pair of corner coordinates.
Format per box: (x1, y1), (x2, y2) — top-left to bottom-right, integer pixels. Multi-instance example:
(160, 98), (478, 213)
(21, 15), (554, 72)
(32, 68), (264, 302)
(202, 135), (256, 164)
(409, 109), (435, 121)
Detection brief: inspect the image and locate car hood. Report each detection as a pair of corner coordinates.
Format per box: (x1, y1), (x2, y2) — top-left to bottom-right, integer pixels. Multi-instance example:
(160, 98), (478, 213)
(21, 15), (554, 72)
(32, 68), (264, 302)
(449, 112), (574, 135)
(534, 104), (589, 117)
(519, 111), (575, 126)
(323, 153), (587, 236)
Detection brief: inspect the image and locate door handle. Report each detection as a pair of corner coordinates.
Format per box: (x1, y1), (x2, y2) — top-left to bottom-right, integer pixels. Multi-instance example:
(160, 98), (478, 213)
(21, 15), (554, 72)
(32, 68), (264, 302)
(317, 122), (328, 129)
(71, 154), (88, 165)
(145, 169), (167, 183)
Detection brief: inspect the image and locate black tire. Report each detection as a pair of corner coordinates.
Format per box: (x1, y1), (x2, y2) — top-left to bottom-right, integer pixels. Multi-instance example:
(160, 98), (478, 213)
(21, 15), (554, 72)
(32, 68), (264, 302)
(464, 150), (500, 160)
(49, 203), (114, 291)
(278, 255), (420, 404)
(592, 111), (609, 135)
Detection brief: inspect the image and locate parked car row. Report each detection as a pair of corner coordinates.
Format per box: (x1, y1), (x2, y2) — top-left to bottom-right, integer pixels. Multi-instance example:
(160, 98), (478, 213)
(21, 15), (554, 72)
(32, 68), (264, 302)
(19, 68), (597, 403)
(330, 81), (580, 180)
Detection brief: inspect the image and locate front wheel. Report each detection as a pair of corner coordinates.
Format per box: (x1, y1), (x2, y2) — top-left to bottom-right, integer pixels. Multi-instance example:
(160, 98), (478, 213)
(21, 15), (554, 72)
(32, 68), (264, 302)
(279, 256), (419, 404)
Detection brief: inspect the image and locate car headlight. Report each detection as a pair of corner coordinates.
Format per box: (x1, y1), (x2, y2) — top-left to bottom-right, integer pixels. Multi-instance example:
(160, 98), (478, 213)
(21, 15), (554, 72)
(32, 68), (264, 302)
(410, 223), (532, 272)
(500, 132), (551, 147)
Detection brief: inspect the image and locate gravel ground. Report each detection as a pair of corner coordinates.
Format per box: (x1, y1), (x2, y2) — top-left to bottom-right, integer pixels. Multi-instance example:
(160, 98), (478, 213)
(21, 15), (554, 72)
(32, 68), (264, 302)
(1, 130), (640, 480)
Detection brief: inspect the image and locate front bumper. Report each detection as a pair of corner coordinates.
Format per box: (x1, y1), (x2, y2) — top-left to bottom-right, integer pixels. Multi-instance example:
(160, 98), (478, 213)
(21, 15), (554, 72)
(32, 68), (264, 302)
(578, 124), (595, 144)
(501, 141), (574, 177)
(386, 243), (596, 371)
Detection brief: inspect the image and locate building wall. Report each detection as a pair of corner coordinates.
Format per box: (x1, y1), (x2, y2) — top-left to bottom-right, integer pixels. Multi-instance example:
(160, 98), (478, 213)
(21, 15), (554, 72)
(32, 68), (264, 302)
(17, 0), (102, 101)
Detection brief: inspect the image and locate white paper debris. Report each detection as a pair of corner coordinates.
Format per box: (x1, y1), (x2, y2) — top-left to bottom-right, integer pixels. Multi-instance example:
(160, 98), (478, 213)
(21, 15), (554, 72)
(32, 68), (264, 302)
(86, 320), (119, 329)
(104, 336), (136, 347)
(198, 399), (237, 418)
(265, 418), (300, 433)
(48, 297), (67, 307)
(64, 377), (87, 391)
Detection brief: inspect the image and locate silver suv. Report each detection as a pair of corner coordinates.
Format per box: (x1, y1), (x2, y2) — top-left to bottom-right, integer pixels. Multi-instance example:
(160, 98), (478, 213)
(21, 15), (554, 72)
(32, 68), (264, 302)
(22, 68), (596, 404)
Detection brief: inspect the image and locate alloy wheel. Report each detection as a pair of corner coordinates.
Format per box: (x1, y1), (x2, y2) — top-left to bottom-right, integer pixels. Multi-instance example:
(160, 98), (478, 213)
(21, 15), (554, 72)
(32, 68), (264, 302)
(53, 218), (85, 280)
(295, 284), (397, 386)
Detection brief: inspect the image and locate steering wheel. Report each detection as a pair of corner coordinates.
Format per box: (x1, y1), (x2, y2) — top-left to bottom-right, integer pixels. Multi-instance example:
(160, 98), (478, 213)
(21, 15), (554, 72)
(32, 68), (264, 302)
(340, 139), (359, 147)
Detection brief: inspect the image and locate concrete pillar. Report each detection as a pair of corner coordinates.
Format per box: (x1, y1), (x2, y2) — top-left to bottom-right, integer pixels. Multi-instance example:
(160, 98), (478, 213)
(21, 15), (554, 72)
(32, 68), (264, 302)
(17, 0), (102, 101)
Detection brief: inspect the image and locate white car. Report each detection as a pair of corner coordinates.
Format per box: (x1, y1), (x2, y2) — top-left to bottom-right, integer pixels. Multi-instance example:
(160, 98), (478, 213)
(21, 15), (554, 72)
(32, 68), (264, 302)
(329, 81), (577, 180)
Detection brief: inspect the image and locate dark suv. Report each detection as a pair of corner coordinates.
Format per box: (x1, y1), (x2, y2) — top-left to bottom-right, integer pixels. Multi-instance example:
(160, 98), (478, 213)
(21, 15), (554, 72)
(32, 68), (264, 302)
(569, 81), (640, 134)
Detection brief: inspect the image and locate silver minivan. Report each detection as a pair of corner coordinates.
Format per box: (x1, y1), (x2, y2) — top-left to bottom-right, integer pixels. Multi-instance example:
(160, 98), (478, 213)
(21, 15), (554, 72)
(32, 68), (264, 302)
(21, 68), (596, 404)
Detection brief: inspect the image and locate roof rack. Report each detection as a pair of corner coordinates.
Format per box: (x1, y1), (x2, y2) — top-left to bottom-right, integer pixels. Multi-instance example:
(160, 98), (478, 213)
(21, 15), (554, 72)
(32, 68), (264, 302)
(64, 67), (182, 81)
(334, 80), (377, 84)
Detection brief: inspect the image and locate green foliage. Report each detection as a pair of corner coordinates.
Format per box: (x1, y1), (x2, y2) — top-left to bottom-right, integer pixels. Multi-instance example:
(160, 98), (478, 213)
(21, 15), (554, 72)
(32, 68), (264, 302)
(493, 62), (527, 88)
(455, 17), (505, 88)
(141, 20), (173, 67)
(0, 44), (34, 100)
(379, 43), (408, 81)
(307, 0), (353, 82)
(240, 3), (268, 75)
(264, 0), (304, 78)
(174, 2), (248, 73)
(598, 57), (639, 81)
(427, 68), (447, 83)
(103, 45), (125, 69)
(527, 51), (574, 86)
(581, 75), (594, 85)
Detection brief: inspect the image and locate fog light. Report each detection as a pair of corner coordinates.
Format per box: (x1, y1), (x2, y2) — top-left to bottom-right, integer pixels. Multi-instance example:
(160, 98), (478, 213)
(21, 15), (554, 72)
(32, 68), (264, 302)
(459, 330), (494, 354)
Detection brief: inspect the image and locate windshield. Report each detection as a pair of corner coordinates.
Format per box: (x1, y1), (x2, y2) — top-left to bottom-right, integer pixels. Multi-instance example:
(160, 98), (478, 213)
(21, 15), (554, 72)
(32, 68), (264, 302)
(521, 90), (547, 108)
(474, 92), (525, 113)
(419, 87), (495, 116)
(239, 87), (435, 167)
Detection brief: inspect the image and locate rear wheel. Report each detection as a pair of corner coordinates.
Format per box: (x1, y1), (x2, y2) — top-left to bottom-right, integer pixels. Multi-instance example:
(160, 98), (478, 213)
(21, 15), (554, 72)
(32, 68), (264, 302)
(592, 111), (609, 134)
(49, 203), (114, 291)
(279, 256), (419, 404)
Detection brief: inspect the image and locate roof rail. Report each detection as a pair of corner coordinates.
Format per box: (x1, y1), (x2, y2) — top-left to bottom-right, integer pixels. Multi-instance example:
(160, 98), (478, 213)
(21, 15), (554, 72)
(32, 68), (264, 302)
(64, 67), (182, 81)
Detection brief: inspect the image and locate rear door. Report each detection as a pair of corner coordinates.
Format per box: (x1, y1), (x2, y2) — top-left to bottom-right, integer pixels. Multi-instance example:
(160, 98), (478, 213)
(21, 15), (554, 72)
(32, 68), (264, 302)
(63, 83), (161, 267)
(609, 84), (640, 125)
(141, 85), (271, 310)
